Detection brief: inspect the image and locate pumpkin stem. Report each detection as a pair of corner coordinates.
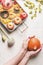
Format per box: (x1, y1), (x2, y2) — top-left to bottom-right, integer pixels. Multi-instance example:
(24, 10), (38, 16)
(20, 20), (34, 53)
(28, 35), (35, 39)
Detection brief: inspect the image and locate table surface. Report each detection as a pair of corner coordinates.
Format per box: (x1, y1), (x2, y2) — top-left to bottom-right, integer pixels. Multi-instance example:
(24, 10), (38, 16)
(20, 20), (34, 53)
(0, 0), (43, 65)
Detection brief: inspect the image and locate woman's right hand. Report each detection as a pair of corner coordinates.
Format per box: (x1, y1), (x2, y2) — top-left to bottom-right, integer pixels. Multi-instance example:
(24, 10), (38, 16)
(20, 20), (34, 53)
(25, 46), (42, 59)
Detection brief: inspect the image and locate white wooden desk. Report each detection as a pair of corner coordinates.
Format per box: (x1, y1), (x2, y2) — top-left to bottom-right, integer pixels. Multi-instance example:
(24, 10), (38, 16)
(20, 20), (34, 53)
(0, 0), (43, 65)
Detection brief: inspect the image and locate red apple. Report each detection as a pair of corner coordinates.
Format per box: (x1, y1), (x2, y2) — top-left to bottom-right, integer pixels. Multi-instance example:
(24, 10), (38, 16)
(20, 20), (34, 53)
(0, 0), (2, 3)
(2, 0), (13, 10)
(20, 12), (28, 20)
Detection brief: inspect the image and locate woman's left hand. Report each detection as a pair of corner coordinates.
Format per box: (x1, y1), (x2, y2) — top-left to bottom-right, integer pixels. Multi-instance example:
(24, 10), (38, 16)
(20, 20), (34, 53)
(22, 38), (29, 51)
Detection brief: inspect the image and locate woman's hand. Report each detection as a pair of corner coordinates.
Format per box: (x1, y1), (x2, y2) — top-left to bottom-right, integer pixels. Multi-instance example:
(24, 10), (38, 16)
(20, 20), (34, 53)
(22, 38), (29, 51)
(26, 46), (42, 58)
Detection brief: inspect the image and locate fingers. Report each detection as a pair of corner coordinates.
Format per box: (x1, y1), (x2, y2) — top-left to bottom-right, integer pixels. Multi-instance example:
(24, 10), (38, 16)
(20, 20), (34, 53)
(22, 36), (32, 48)
(41, 44), (42, 48)
(32, 47), (41, 55)
(27, 46), (42, 58)
(35, 46), (42, 54)
(22, 38), (29, 50)
(23, 38), (29, 44)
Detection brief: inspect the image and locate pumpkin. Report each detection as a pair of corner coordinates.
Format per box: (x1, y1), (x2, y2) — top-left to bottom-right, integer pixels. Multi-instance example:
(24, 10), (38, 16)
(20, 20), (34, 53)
(28, 36), (41, 51)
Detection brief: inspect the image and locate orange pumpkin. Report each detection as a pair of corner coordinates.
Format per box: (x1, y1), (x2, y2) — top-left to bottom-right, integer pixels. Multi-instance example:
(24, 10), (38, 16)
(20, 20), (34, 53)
(28, 36), (41, 51)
